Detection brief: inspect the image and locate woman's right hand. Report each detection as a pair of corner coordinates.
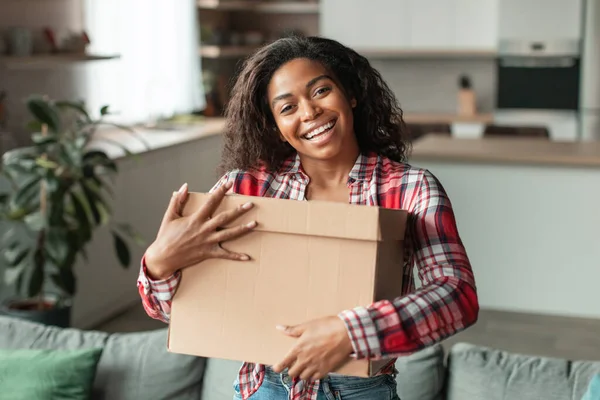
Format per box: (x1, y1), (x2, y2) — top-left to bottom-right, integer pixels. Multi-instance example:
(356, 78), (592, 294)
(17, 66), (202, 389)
(144, 181), (257, 280)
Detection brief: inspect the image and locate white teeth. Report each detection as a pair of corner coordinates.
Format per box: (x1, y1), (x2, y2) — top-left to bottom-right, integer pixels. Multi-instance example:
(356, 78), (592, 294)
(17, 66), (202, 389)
(305, 121), (335, 140)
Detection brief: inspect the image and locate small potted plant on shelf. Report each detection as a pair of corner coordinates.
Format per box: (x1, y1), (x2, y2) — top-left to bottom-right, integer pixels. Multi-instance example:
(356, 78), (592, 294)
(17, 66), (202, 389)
(0, 95), (144, 327)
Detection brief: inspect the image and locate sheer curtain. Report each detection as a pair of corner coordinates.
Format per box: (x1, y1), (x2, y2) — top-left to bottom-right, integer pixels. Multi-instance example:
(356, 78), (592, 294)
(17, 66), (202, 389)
(82, 0), (204, 124)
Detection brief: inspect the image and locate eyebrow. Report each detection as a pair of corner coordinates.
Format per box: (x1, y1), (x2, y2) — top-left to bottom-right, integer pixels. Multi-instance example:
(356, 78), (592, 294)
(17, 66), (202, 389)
(270, 74), (332, 108)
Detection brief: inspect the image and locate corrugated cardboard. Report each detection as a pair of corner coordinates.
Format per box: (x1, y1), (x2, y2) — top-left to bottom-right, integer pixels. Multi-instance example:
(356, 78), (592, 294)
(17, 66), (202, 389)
(167, 192), (407, 377)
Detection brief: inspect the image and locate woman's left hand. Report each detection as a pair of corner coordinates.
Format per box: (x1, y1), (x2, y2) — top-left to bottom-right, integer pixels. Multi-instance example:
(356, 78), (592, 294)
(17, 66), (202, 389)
(272, 316), (354, 381)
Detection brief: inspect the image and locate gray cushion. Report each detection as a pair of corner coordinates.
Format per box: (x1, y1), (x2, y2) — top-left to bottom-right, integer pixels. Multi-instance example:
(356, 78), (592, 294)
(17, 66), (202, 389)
(446, 342), (600, 400)
(0, 316), (205, 400)
(201, 358), (242, 400)
(395, 344), (446, 400)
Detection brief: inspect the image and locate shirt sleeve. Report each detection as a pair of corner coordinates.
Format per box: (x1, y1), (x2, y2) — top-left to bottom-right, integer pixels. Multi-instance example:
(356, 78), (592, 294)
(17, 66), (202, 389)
(338, 169), (479, 359)
(137, 257), (181, 323)
(137, 173), (232, 323)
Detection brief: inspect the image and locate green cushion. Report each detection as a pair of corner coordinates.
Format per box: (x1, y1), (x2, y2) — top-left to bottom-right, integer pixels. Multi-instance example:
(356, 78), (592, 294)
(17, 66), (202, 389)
(582, 374), (600, 400)
(0, 347), (103, 400)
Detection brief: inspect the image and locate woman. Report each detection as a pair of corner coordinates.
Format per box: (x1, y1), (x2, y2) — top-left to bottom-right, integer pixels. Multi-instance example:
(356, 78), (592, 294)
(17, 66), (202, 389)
(137, 36), (479, 400)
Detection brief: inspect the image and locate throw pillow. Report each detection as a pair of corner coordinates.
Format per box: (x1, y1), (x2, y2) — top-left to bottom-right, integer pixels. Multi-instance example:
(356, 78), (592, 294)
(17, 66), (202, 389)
(582, 374), (600, 400)
(0, 347), (103, 400)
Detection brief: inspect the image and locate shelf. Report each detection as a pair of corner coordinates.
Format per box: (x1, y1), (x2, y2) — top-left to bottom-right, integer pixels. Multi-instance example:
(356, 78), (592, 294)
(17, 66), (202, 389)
(0, 54), (120, 69)
(197, 0), (319, 13)
(199, 45), (259, 58)
(357, 49), (497, 59)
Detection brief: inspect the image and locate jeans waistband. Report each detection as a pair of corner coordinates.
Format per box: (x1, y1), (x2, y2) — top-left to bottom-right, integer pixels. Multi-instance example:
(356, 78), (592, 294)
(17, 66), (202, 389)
(263, 366), (397, 392)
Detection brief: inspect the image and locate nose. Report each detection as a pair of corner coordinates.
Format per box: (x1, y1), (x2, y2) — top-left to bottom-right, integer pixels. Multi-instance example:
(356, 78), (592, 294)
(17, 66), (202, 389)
(300, 99), (322, 122)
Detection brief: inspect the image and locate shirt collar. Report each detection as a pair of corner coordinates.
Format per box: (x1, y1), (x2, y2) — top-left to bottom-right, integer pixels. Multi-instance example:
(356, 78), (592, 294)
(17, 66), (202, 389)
(280, 151), (378, 183)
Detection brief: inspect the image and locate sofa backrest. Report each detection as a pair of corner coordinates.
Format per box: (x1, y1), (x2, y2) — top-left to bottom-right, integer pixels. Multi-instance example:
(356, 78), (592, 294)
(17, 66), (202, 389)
(446, 342), (600, 400)
(0, 316), (205, 400)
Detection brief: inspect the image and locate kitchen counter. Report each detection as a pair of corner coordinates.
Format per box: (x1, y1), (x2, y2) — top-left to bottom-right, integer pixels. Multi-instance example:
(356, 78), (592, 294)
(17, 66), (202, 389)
(409, 135), (600, 320)
(89, 117), (226, 159)
(411, 134), (600, 168)
(403, 113), (493, 124)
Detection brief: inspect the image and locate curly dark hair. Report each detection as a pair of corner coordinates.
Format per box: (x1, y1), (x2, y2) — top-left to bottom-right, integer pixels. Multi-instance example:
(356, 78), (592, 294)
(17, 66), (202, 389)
(219, 35), (411, 173)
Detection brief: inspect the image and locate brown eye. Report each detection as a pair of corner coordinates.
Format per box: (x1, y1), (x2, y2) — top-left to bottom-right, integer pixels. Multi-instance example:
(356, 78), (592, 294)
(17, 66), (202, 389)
(314, 87), (331, 96)
(281, 105), (294, 114)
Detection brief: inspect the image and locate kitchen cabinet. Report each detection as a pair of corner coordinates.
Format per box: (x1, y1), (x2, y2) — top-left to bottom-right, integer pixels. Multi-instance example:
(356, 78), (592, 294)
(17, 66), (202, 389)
(320, 0), (411, 50)
(455, 0), (499, 50)
(498, 0), (582, 40)
(320, 0), (498, 54)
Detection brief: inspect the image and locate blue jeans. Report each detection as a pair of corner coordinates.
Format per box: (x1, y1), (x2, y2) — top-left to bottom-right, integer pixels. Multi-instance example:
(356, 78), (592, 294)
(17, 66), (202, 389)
(234, 367), (400, 400)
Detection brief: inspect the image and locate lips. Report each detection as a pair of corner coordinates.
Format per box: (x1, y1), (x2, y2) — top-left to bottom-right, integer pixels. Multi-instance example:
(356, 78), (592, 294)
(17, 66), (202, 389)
(302, 119), (337, 141)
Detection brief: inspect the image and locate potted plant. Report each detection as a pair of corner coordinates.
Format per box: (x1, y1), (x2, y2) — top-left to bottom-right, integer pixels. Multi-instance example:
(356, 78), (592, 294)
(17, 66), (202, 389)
(0, 95), (144, 327)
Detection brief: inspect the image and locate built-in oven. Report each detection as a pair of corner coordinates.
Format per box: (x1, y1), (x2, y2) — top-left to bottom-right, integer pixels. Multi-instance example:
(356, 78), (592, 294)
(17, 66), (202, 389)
(494, 39), (581, 140)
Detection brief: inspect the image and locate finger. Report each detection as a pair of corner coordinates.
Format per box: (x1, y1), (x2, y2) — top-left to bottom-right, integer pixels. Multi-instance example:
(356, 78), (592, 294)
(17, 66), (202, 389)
(276, 324), (303, 338)
(208, 221), (257, 244)
(287, 359), (308, 379)
(310, 372), (323, 382)
(299, 367), (317, 382)
(208, 245), (251, 262)
(161, 183), (188, 225)
(194, 181), (233, 220)
(272, 348), (298, 373)
(203, 201), (254, 232)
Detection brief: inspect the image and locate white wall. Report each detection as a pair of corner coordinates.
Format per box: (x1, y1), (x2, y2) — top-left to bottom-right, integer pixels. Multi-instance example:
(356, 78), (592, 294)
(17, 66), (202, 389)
(409, 158), (600, 319)
(371, 59), (496, 113)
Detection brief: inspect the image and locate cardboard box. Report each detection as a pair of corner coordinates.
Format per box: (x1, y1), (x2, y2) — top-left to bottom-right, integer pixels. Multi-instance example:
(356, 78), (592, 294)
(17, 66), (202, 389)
(168, 192), (407, 377)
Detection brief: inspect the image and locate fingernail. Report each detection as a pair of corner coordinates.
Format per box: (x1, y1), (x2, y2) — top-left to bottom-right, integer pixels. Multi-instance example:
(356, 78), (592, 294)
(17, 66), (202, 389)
(246, 221), (257, 228)
(225, 181), (233, 189)
(240, 254), (250, 261)
(178, 183), (188, 194)
(276, 325), (287, 331)
(242, 202), (253, 210)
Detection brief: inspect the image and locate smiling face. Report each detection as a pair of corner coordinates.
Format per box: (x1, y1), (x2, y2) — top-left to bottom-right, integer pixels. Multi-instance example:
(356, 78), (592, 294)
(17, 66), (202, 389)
(267, 58), (359, 163)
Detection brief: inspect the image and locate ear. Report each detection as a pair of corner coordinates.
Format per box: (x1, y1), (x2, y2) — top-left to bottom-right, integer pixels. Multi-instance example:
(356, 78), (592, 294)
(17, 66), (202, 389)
(350, 98), (357, 108)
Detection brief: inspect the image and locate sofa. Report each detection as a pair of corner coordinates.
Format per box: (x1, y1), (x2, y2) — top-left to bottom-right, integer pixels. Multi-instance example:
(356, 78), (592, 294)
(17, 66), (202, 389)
(1, 315), (599, 400)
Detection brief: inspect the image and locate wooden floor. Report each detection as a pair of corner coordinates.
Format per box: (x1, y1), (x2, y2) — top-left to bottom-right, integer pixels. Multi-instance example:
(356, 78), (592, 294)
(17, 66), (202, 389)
(96, 305), (600, 362)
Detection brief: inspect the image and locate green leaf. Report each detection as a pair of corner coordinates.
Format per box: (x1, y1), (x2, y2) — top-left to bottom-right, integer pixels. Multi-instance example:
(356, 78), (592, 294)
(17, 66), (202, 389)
(28, 248), (45, 298)
(6, 207), (28, 221)
(50, 268), (76, 296)
(4, 248), (29, 267)
(24, 211), (45, 231)
(0, 227), (16, 245)
(31, 133), (58, 146)
(100, 105), (110, 116)
(69, 191), (93, 242)
(80, 181), (101, 225)
(27, 97), (60, 133)
(5, 265), (24, 286)
(27, 120), (43, 133)
(80, 178), (111, 224)
(82, 150), (117, 173)
(46, 229), (69, 266)
(3, 146), (39, 165)
(35, 157), (59, 170)
(112, 231), (130, 268)
(12, 175), (41, 210)
(56, 100), (92, 123)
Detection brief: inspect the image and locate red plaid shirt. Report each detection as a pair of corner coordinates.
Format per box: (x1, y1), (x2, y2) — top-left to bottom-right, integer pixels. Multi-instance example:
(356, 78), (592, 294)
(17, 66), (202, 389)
(137, 152), (479, 400)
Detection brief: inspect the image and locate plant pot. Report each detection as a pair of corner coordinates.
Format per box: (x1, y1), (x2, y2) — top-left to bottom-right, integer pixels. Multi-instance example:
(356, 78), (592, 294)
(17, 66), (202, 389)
(0, 296), (71, 328)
